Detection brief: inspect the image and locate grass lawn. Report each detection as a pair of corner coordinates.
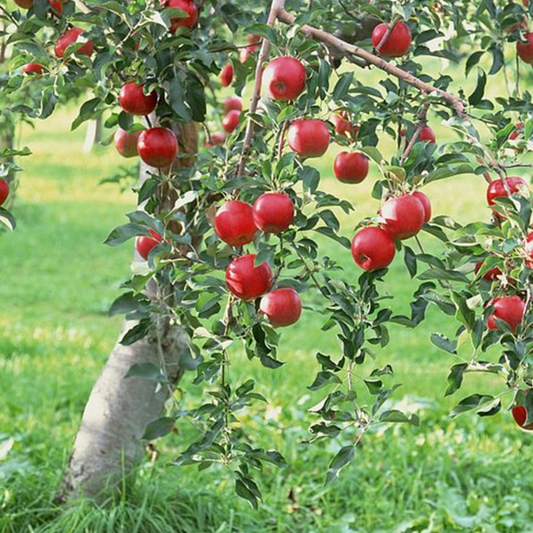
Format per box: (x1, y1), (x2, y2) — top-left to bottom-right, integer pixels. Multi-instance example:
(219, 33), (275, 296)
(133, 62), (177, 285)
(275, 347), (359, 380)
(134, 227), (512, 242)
(1, 95), (533, 533)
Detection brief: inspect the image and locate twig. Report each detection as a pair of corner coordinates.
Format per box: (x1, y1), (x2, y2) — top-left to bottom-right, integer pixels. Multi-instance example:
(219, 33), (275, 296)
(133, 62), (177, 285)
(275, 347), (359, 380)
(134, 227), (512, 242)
(236, 0), (286, 179)
(375, 18), (396, 54)
(276, 9), (467, 118)
(400, 101), (430, 164)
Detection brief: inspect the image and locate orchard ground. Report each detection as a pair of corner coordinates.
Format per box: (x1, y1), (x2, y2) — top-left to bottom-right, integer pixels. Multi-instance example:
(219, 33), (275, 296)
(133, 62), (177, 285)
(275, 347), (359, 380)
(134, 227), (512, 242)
(2, 65), (533, 531)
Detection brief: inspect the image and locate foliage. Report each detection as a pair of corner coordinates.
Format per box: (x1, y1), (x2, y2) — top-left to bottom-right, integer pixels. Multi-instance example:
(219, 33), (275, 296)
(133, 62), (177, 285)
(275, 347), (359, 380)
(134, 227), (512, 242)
(2, 0), (533, 510)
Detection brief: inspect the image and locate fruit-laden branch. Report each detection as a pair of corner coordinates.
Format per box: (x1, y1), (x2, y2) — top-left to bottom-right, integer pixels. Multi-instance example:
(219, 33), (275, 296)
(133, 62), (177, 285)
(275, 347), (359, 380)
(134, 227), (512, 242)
(236, 0), (286, 178)
(276, 10), (467, 118)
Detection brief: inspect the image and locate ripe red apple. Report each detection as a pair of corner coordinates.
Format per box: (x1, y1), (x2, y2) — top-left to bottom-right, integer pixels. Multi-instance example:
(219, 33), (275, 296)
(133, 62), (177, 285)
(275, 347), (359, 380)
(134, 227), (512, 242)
(474, 261), (501, 282)
(419, 126), (436, 143)
(486, 177), (528, 217)
(262, 57), (306, 101)
(214, 201), (257, 246)
(224, 96), (242, 112)
(118, 83), (158, 116)
(333, 152), (369, 184)
(371, 21), (412, 58)
(412, 191), (432, 222)
(222, 110), (240, 133)
(351, 227), (396, 271)
(260, 288), (302, 327)
(137, 127), (178, 168)
(160, 0), (198, 31)
(22, 63), (44, 75)
(253, 192), (294, 234)
(220, 63), (233, 87)
(380, 194), (425, 240)
(247, 34), (261, 53)
(332, 114), (358, 138)
(55, 28), (94, 58)
(136, 229), (163, 260)
(487, 295), (525, 332)
(517, 32), (533, 64)
(226, 254), (273, 301)
(14, 0), (33, 9)
(512, 404), (533, 430)
(0, 179), (9, 206)
(287, 119), (330, 158)
(50, 0), (69, 14)
(204, 131), (225, 147)
(510, 122), (524, 141)
(114, 128), (142, 158)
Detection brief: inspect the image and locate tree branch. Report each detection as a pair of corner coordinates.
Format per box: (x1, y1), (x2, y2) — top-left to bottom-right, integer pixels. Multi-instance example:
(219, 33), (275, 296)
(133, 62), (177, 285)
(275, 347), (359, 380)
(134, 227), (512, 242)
(276, 9), (467, 118)
(236, 0), (286, 179)
(400, 101), (429, 164)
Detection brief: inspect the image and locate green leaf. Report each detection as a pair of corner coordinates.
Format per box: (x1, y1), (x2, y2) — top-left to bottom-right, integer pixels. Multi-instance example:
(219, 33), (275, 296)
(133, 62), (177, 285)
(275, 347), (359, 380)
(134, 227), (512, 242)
(445, 363), (468, 396)
(326, 445), (354, 485)
(125, 362), (167, 383)
(308, 371), (342, 391)
(143, 416), (175, 440)
(468, 69), (487, 106)
(450, 394), (494, 418)
(430, 333), (457, 354)
(379, 410), (419, 426)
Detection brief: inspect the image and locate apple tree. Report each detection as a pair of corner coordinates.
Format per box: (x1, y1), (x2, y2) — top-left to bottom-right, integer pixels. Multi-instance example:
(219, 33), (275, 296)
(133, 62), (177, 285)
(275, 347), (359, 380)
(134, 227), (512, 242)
(1, 0), (533, 507)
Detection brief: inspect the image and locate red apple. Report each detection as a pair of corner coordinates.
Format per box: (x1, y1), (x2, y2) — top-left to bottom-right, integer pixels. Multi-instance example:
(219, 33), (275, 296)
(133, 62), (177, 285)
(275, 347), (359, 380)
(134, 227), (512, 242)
(114, 128), (142, 158)
(524, 231), (533, 267)
(260, 288), (302, 327)
(262, 57), (306, 101)
(380, 194), (425, 240)
(412, 191), (432, 222)
(333, 152), (369, 184)
(510, 122), (524, 141)
(486, 177), (528, 217)
(137, 127), (178, 168)
(351, 227), (396, 271)
(371, 21), (412, 58)
(419, 126), (436, 143)
(287, 119), (330, 158)
(55, 28), (94, 58)
(22, 63), (44, 75)
(247, 34), (261, 53)
(220, 63), (233, 87)
(136, 229), (163, 260)
(332, 114), (357, 138)
(224, 96), (242, 112)
(204, 131), (225, 147)
(253, 192), (294, 234)
(50, 0), (69, 14)
(222, 110), (241, 133)
(0, 179), (9, 206)
(226, 254), (273, 301)
(512, 404), (533, 430)
(488, 296), (525, 332)
(474, 261), (501, 282)
(214, 201), (257, 246)
(14, 0), (33, 9)
(160, 0), (198, 31)
(118, 83), (158, 116)
(517, 32), (533, 64)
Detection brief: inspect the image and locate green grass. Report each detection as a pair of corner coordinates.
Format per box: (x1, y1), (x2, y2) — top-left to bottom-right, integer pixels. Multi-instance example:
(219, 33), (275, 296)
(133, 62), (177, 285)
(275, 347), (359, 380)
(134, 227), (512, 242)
(1, 100), (533, 533)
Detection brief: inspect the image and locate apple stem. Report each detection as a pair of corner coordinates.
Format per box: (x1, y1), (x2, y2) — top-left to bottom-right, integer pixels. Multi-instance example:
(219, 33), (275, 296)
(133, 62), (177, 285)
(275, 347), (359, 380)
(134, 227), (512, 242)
(276, 9), (467, 118)
(235, 0), (287, 181)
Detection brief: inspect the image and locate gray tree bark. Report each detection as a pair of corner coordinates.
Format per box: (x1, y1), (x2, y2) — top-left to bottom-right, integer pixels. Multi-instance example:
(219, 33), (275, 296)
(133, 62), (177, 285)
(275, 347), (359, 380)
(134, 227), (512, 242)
(59, 121), (199, 502)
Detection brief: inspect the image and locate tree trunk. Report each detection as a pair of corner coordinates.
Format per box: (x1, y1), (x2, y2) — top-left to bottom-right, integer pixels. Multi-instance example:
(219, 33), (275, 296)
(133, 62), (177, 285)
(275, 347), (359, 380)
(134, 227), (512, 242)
(59, 121), (199, 502)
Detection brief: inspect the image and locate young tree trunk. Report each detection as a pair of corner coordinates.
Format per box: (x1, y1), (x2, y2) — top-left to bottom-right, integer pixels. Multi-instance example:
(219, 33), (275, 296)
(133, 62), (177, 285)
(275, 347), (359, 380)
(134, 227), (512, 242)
(59, 121), (199, 502)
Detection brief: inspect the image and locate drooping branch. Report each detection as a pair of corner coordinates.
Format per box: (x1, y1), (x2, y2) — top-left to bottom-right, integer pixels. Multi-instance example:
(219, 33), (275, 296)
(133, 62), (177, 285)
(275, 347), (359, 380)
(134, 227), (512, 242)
(236, 0), (286, 179)
(276, 9), (467, 118)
